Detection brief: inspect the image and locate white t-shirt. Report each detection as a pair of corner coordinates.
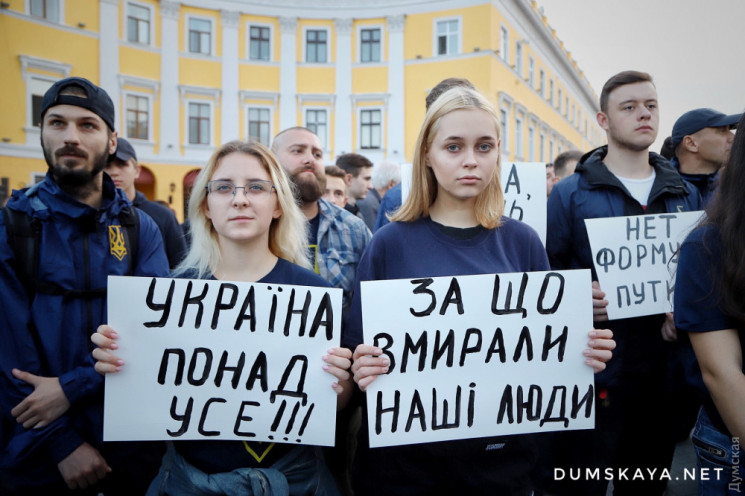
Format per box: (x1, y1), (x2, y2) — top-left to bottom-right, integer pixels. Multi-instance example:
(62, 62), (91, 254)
(615, 169), (656, 207)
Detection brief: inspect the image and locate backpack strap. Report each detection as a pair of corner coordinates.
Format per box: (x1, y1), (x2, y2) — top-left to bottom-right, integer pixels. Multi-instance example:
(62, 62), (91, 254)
(2, 204), (140, 301)
(1, 207), (41, 297)
(118, 206), (139, 275)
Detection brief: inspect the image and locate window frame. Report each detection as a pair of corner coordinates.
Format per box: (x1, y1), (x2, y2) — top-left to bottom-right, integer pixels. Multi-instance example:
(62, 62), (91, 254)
(303, 107), (329, 149)
(248, 22), (273, 61)
(304, 26), (330, 64)
(186, 15), (214, 56)
(123, 91), (152, 141)
(246, 105), (273, 145)
(28, 0), (62, 23)
(358, 25), (383, 63)
(358, 107), (383, 150)
(126, 1), (153, 46)
(514, 115), (523, 160)
(186, 100), (213, 146)
(515, 41), (523, 76)
(433, 16), (461, 57)
(499, 25), (509, 63)
(539, 69), (545, 97)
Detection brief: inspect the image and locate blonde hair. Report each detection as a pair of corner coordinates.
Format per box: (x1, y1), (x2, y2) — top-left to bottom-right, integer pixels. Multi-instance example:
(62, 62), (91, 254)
(392, 87), (504, 229)
(175, 140), (310, 277)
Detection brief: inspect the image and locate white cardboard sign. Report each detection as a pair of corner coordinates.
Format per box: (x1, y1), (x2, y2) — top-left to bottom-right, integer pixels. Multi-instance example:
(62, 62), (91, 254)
(501, 162), (547, 246)
(104, 276), (343, 446)
(361, 270), (594, 448)
(585, 211), (704, 320)
(400, 162), (547, 244)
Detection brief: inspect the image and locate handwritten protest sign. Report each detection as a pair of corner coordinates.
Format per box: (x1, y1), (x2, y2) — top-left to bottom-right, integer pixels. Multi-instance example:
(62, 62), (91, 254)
(361, 270), (594, 447)
(585, 211), (704, 320)
(502, 162), (547, 245)
(103, 276), (343, 446)
(400, 162), (547, 244)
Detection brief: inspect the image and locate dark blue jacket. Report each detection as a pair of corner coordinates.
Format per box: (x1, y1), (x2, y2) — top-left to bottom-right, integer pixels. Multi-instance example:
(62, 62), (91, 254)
(0, 173), (168, 486)
(670, 157), (720, 206)
(547, 146), (702, 279)
(546, 146), (702, 387)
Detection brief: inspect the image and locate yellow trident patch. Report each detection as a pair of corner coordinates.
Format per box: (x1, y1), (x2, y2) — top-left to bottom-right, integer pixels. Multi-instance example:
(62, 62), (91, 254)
(108, 225), (128, 261)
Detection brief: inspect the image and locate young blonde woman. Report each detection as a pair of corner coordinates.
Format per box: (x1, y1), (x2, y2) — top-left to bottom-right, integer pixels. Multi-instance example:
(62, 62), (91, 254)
(93, 141), (351, 495)
(345, 87), (615, 495)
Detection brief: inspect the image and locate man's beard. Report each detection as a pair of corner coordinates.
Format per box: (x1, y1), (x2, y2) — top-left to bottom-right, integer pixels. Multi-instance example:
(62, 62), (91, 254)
(43, 143), (109, 190)
(290, 168), (325, 204)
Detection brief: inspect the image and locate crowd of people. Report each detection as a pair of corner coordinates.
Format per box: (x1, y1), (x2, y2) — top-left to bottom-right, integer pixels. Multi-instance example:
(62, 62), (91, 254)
(0, 70), (741, 496)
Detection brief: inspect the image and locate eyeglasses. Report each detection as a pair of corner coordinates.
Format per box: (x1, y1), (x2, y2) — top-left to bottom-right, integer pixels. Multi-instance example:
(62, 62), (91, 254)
(206, 180), (276, 197)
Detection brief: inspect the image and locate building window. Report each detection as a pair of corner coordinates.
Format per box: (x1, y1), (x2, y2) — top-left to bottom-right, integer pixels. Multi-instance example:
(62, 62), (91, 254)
(306, 29), (328, 63)
(305, 109), (328, 148)
(528, 125), (535, 162)
(515, 41), (523, 76)
(30, 0), (59, 22)
(515, 116), (523, 159)
(528, 56), (535, 87)
(435, 19), (459, 56)
(500, 26), (509, 63)
(549, 139), (555, 162)
(558, 88), (563, 112)
(126, 94), (149, 140)
(566, 97), (569, 118)
(127, 3), (151, 45)
(549, 79), (554, 104)
(539, 70), (545, 97)
(249, 25), (271, 61)
(360, 28), (381, 63)
(188, 18), (212, 55)
(31, 94), (44, 127)
(248, 107), (271, 144)
(188, 102), (211, 145)
(539, 132), (545, 162)
(500, 109), (509, 154)
(360, 109), (382, 149)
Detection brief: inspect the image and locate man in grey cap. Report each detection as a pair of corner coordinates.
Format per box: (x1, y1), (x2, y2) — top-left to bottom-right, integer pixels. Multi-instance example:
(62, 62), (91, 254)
(669, 108), (740, 204)
(105, 137), (187, 268)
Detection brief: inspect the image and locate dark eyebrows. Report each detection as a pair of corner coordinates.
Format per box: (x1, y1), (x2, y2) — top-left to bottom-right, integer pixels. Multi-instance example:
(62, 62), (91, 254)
(442, 135), (497, 141)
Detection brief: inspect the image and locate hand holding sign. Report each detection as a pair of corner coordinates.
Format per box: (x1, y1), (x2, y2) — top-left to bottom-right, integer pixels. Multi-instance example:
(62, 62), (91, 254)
(101, 276), (343, 446)
(358, 269), (607, 447)
(585, 211), (704, 319)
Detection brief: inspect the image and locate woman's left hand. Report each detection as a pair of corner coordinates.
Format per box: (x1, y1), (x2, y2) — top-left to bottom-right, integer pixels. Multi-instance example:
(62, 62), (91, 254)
(323, 347), (352, 395)
(584, 328), (615, 373)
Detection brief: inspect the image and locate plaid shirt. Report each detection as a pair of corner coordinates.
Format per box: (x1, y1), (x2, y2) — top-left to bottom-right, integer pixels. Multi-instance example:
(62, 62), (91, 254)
(314, 197), (371, 307)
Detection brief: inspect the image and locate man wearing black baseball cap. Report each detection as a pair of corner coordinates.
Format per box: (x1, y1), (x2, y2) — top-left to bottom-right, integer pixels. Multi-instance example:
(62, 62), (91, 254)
(105, 137), (187, 269)
(0, 77), (168, 493)
(669, 108), (740, 203)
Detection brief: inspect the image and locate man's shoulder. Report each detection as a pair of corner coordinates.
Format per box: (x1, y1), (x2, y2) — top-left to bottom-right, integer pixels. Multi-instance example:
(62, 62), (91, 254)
(135, 196), (178, 224)
(319, 198), (370, 232)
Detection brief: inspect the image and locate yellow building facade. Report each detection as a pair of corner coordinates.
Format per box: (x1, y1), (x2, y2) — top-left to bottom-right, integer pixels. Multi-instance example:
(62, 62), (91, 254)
(0, 0), (603, 221)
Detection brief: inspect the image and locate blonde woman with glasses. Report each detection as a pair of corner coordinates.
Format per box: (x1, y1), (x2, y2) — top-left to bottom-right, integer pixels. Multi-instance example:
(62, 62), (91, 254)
(92, 141), (350, 495)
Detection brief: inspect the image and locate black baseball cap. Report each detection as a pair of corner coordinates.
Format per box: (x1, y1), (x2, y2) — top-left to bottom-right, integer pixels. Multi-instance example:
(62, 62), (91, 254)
(41, 77), (116, 131)
(671, 108), (740, 147)
(113, 137), (137, 162)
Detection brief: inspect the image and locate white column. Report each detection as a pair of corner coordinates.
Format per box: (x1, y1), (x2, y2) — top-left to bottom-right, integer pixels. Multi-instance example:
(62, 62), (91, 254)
(99, 0), (120, 126)
(278, 17), (298, 132)
(159, 1), (181, 157)
(220, 10), (240, 145)
(386, 15), (405, 161)
(334, 18), (353, 156)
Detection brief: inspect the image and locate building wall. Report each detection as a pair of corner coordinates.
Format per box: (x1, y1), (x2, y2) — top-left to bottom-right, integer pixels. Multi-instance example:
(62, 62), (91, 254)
(0, 0), (603, 220)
